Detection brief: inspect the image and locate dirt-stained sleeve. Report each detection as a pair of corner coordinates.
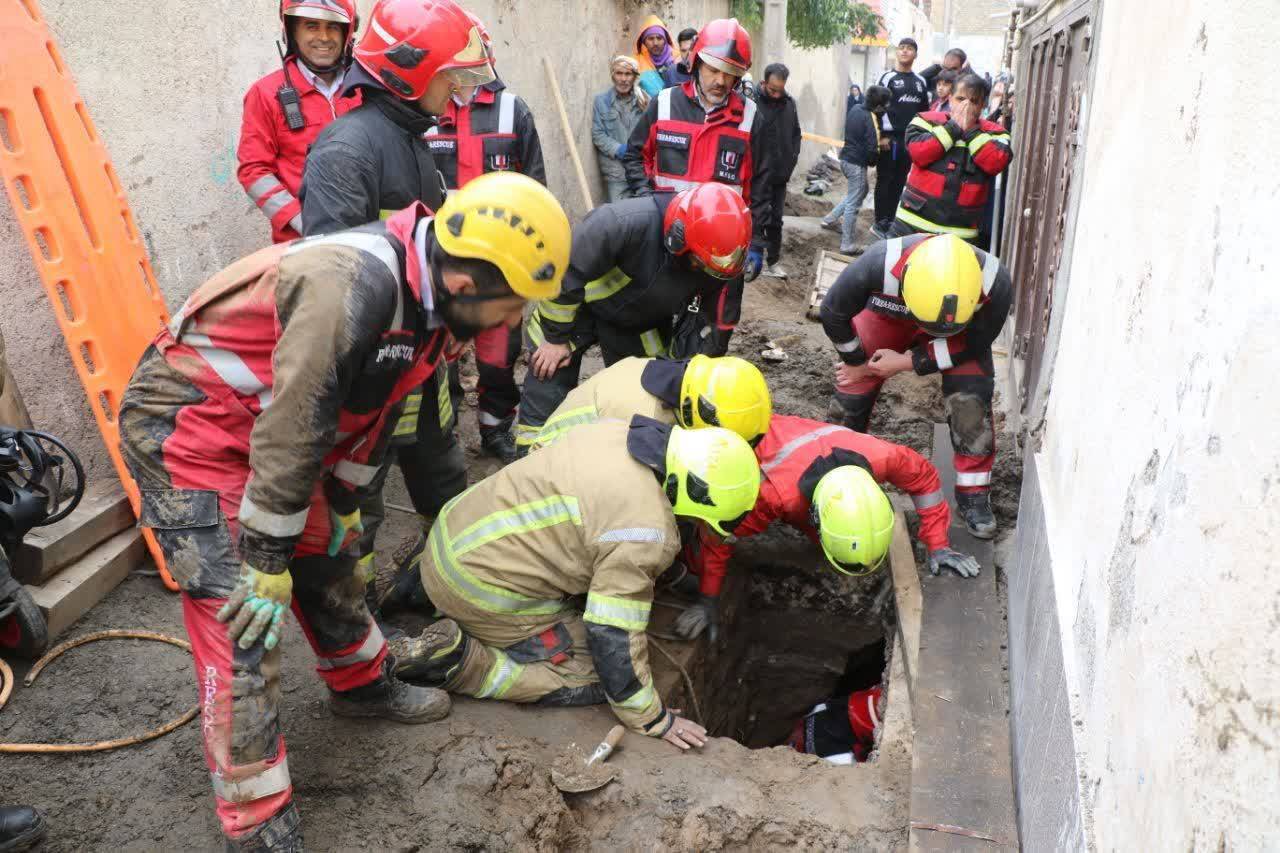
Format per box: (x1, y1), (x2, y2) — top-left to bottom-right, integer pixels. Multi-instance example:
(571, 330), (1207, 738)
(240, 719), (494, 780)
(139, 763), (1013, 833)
(237, 247), (395, 573)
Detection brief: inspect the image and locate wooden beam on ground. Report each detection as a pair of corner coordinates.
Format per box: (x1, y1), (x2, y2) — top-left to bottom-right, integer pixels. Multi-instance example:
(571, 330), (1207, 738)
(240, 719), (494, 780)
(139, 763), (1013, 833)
(908, 424), (1017, 851)
(26, 528), (146, 639)
(12, 481), (134, 584)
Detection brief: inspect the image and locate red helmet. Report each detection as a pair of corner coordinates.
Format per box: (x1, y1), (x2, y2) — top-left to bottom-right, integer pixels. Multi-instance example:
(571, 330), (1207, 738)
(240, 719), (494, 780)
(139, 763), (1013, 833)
(280, 0), (358, 66)
(690, 18), (752, 77)
(355, 0), (496, 100)
(664, 184), (752, 279)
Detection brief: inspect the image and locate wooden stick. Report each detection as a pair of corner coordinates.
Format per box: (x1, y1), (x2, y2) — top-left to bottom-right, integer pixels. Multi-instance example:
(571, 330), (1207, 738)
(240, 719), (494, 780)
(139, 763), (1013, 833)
(802, 130), (844, 148)
(542, 56), (595, 212)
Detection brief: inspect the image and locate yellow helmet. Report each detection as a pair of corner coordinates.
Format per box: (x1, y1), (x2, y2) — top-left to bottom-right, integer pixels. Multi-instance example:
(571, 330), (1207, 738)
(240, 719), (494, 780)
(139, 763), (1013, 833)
(434, 171), (571, 300)
(677, 355), (773, 446)
(664, 425), (761, 537)
(810, 466), (895, 576)
(900, 234), (983, 337)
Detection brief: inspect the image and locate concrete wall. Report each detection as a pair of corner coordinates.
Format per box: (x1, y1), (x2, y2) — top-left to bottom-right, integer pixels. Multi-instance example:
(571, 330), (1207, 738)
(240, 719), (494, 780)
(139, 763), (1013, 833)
(1008, 0), (1280, 848)
(0, 0), (727, 479)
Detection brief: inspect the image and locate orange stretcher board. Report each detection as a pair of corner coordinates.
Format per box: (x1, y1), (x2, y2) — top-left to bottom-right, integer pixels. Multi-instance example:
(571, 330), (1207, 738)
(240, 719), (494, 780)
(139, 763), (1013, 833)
(0, 0), (177, 589)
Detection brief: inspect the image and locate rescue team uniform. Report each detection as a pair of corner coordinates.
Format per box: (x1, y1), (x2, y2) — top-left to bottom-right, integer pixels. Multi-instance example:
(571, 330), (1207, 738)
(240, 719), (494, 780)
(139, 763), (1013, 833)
(530, 357), (681, 451)
(893, 110), (1012, 240)
(687, 415), (951, 597)
(788, 686), (883, 764)
(515, 197), (735, 452)
(300, 65), (464, 561)
(119, 206), (447, 837)
(237, 59), (360, 243)
(415, 419), (680, 733)
(623, 80), (771, 351)
(426, 80), (546, 436)
(820, 236), (1012, 496)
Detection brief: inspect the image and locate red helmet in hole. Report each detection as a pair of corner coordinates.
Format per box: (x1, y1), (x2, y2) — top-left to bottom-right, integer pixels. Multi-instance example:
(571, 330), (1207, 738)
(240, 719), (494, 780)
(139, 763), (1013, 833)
(664, 183), (752, 279)
(689, 18), (753, 77)
(354, 0), (495, 101)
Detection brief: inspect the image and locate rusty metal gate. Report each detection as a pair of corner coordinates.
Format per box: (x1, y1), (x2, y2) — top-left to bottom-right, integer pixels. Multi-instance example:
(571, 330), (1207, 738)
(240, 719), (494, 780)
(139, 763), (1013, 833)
(1003, 1), (1096, 407)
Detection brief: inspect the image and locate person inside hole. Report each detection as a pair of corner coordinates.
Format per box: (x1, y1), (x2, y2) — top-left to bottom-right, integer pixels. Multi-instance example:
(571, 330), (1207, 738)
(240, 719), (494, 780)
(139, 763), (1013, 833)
(788, 685), (884, 764)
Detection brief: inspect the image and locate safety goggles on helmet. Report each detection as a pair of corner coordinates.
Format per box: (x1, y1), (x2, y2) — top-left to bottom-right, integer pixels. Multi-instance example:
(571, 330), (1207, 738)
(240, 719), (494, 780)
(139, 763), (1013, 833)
(697, 51), (747, 77)
(687, 251), (744, 280)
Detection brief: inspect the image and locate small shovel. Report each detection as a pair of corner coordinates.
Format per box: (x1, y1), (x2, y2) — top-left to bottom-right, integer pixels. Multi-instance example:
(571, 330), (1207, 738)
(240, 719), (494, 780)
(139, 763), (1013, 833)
(551, 724), (626, 793)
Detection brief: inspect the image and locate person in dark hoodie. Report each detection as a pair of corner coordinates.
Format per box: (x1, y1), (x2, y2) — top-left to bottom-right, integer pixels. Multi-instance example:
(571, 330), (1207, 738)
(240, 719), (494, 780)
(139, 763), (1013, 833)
(672, 27), (699, 85)
(755, 63), (802, 279)
(633, 14), (682, 97)
(820, 84), (890, 255)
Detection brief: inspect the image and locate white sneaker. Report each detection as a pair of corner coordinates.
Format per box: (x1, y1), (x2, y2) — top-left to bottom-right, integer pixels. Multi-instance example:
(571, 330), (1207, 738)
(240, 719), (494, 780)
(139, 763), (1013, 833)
(764, 263), (789, 279)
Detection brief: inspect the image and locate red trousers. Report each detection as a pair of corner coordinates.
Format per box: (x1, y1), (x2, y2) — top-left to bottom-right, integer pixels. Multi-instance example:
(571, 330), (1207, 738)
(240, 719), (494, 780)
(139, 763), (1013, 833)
(472, 322), (521, 426)
(833, 308), (995, 493)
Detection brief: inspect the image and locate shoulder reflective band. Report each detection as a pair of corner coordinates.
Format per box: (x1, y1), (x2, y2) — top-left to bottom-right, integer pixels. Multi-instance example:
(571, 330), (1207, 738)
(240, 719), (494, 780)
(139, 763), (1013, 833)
(931, 338), (954, 371)
(538, 405), (599, 447)
(584, 591), (652, 631)
(180, 332), (273, 410)
(911, 489), (945, 510)
(761, 425), (846, 474)
(497, 91), (516, 134)
(450, 494), (582, 557)
(211, 757), (291, 803)
(882, 238), (904, 296)
(288, 231), (402, 286)
(657, 87), (674, 121)
(584, 267), (632, 302)
(980, 250), (1000, 294)
(475, 649), (524, 699)
(738, 96), (757, 131)
(315, 623), (385, 670)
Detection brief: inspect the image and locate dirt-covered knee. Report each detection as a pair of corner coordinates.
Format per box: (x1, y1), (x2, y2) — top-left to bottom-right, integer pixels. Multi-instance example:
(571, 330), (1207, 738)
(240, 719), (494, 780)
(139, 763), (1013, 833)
(945, 392), (994, 456)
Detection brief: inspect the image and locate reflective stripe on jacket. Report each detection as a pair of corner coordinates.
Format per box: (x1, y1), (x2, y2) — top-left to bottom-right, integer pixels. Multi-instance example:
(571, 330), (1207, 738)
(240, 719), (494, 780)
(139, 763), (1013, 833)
(533, 357), (676, 449)
(424, 81), (546, 190)
(897, 111), (1012, 236)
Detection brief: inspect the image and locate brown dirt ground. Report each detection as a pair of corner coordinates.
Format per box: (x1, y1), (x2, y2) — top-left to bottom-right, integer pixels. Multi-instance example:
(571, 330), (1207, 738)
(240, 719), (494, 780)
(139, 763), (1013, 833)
(0, 185), (1020, 851)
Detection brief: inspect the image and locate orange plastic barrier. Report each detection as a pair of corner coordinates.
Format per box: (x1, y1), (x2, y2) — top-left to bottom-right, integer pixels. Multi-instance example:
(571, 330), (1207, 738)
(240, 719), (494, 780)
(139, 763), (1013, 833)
(0, 0), (176, 589)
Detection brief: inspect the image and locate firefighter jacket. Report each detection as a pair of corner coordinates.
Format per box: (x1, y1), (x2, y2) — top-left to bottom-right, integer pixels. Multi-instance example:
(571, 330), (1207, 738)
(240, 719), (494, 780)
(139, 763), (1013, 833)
(430, 418), (681, 732)
(622, 81), (771, 248)
(691, 415), (951, 597)
(819, 235), (1012, 376)
(237, 59), (361, 243)
(532, 196), (740, 351)
(425, 80), (546, 190)
(149, 205), (450, 573)
(898, 110), (1013, 238)
(299, 66), (446, 236)
(533, 357), (682, 449)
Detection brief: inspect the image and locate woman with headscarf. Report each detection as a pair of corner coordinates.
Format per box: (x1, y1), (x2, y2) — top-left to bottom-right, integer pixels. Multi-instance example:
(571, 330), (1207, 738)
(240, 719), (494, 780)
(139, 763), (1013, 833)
(633, 14), (681, 97)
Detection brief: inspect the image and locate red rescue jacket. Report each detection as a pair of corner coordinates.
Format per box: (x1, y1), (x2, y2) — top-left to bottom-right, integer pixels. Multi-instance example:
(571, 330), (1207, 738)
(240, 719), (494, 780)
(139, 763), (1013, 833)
(236, 59), (361, 243)
(897, 111), (1012, 238)
(689, 415), (950, 596)
(424, 82), (546, 190)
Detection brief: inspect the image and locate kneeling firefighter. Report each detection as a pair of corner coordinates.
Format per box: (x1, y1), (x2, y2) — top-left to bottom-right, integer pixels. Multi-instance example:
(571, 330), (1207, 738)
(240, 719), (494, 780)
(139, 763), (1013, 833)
(119, 172), (570, 851)
(676, 415), (980, 640)
(390, 418), (759, 751)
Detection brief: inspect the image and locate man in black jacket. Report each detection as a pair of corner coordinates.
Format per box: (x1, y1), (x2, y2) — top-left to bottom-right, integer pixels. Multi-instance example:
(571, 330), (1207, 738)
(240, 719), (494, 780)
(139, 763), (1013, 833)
(756, 63), (802, 279)
(873, 38), (930, 238)
(821, 85), (890, 255)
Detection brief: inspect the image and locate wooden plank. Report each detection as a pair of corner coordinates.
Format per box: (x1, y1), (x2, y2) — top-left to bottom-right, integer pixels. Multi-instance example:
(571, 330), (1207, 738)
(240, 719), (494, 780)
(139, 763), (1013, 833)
(12, 480), (134, 584)
(908, 424), (1017, 851)
(889, 509), (922, 705)
(25, 528), (145, 639)
(805, 249), (853, 320)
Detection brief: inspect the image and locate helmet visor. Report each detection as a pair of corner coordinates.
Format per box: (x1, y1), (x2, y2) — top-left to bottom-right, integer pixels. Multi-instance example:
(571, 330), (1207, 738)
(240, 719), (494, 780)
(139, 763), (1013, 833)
(698, 51), (747, 77)
(283, 1), (352, 25)
(915, 319), (965, 337)
(690, 250), (744, 280)
(441, 27), (498, 87)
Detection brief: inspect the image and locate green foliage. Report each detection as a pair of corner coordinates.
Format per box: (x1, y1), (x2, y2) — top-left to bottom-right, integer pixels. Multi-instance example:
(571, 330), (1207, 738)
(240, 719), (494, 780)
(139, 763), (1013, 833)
(727, 1), (885, 51)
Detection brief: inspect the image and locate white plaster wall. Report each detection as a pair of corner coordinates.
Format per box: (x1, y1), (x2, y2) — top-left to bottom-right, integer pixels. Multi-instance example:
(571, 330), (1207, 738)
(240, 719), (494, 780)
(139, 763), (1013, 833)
(1033, 0), (1280, 847)
(0, 0), (728, 478)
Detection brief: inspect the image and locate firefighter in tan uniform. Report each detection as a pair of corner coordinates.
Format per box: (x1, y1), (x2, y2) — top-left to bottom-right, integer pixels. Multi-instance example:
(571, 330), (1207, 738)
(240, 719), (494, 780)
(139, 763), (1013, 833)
(391, 417), (760, 748)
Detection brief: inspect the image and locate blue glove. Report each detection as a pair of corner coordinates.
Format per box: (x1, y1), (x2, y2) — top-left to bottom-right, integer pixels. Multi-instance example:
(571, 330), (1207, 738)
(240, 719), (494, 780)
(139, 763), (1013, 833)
(744, 248), (764, 283)
(614, 144), (628, 158)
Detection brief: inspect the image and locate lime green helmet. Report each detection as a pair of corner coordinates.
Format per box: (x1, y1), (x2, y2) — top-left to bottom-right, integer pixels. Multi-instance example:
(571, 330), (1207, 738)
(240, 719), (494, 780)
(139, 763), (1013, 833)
(664, 425), (761, 537)
(677, 355), (773, 446)
(810, 466), (895, 576)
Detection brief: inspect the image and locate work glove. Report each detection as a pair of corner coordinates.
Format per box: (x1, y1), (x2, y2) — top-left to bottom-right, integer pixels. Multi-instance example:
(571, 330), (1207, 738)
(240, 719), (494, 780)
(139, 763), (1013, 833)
(328, 507), (364, 557)
(929, 547), (980, 578)
(744, 248), (764, 283)
(673, 594), (719, 642)
(217, 563), (294, 650)
(614, 143), (628, 159)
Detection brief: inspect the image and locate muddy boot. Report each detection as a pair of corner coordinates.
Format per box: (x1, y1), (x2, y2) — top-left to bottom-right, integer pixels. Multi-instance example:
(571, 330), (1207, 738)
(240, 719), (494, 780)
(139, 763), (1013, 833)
(358, 555), (404, 643)
(379, 533), (432, 615)
(0, 805), (46, 852)
(830, 392), (874, 433)
(388, 619), (466, 687)
(328, 658), (451, 723)
(225, 803), (302, 853)
(479, 419), (518, 465)
(955, 491), (997, 540)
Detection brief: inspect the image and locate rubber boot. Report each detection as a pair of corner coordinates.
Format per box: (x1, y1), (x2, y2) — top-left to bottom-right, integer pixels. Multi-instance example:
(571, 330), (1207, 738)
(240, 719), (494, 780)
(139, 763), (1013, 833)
(479, 419), (518, 465)
(388, 618), (466, 687)
(955, 491), (997, 539)
(224, 803), (302, 853)
(830, 392), (874, 433)
(0, 805), (46, 853)
(328, 658), (451, 723)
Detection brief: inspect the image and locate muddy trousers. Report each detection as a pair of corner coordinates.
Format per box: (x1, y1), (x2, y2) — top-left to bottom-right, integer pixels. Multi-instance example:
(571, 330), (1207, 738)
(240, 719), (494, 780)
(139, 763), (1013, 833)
(472, 323), (522, 429)
(833, 308), (995, 493)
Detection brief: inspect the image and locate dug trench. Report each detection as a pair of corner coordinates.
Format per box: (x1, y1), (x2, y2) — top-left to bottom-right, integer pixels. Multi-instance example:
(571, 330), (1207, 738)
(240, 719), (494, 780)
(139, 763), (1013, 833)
(0, 181), (1020, 850)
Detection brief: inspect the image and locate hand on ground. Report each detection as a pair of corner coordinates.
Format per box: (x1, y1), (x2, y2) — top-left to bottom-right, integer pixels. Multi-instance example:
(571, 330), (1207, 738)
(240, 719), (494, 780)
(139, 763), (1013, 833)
(662, 711), (708, 751)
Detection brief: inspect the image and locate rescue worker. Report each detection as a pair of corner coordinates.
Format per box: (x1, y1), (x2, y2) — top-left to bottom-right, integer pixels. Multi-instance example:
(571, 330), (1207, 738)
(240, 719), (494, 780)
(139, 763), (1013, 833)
(820, 233), (1012, 539)
(623, 18), (772, 285)
(788, 686), (883, 764)
(532, 355), (772, 451)
(514, 182), (752, 456)
(891, 74), (1013, 241)
(236, 0), (360, 243)
(390, 418), (760, 751)
(118, 172), (571, 851)
(299, 0), (498, 626)
(425, 20), (547, 463)
(675, 415), (980, 640)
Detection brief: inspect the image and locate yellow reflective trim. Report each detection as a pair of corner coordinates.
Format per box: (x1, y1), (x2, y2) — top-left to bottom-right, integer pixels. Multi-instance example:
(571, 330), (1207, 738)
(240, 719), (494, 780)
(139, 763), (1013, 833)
(394, 390), (424, 436)
(378, 209), (396, 221)
(894, 206), (979, 239)
(537, 299), (579, 324)
(525, 311), (577, 353)
(584, 592), (651, 632)
(908, 114), (934, 132)
(450, 495), (582, 557)
(431, 508), (566, 616)
(931, 123), (954, 149)
(437, 375), (453, 428)
(514, 422), (543, 448)
(639, 329), (665, 357)
(537, 405), (598, 448)
(612, 682), (659, 713)
(969, 132), (1010, 152)
(476, 650), (524, 699)
(584, 268), (631, 303)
